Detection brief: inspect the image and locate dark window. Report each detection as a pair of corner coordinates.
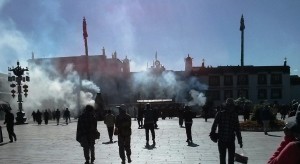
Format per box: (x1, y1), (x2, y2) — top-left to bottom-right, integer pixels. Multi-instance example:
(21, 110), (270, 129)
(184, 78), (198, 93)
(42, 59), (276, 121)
(206, 90), (220, 101)
(224, 75), (233, 86)
(258, 74), (267, 85)
(271, 74), (282, 85)
(209, 76), (220, 86)
(257, 89), (267, 99)
(224, 90), (233, 100)
(237, 89), (248, 98)
(237, 75), (248, 85)
(271, 88), (282, 99)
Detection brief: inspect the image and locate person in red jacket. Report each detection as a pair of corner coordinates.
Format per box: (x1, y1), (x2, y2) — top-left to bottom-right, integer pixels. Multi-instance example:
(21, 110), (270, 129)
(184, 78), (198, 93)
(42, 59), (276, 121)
(268, 112), (300, 164)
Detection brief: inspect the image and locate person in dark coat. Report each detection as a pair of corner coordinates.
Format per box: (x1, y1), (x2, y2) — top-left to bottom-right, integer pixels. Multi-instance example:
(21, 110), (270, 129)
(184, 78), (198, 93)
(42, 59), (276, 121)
(104, 110), (115, 143)
(184, 106), (193, 143)
(115, 105), (132, 164)
(243, 103), (250, 122)
(202, 104), (209, 122)
(178, 107), (184, 127)
(43, 110), (49, 125)
(36, 110), (42, 125)
(76, 105), (98, 164)
(3, 108), (17, 142)
(211, 98), (243, 164)
(31, 111), (36, 123)
(144, 103), (156, 147)
(55, 109), (61, 125)
(63, 108), (71, 125)
(260, 105), (272, 135)
(137, 106), (144, 129)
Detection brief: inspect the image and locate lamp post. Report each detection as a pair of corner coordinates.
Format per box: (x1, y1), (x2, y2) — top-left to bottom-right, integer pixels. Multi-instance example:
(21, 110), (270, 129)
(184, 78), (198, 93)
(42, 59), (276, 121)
(8, 61), (30, 124)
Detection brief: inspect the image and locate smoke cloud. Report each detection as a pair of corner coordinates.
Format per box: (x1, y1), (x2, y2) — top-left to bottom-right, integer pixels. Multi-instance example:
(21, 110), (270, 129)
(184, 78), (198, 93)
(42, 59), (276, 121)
(130, 70), (208, 106)
(9, 63), (100, 117)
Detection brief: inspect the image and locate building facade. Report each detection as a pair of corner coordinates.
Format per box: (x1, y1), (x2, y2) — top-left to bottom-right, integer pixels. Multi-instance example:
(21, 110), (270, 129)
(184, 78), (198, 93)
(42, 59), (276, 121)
(184, 56), (292, 105)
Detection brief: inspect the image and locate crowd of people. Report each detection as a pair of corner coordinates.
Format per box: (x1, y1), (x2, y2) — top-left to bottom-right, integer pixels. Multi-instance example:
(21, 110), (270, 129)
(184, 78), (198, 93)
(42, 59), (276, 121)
(31, 108), (71, 125)
(2, 98), (300, 164)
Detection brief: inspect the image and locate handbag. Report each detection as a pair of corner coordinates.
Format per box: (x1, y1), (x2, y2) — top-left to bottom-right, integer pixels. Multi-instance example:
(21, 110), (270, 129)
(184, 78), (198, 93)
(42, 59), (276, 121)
(114, 127), (119, 135)
(235, 148), (248, 164)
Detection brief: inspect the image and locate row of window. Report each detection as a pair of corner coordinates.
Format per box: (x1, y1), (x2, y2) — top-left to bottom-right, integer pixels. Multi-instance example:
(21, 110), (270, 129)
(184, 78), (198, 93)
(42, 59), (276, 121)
(209, 74), (282, 86)
(206, 88), (282, 100)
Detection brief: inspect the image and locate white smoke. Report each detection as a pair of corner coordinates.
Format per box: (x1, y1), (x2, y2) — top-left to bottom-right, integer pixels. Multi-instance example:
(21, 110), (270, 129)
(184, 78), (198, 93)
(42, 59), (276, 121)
(187, 89), (206, 106)
(130, 70), (208, 106)
(14, 63), (100, 117)
(82, 80), (100, 93)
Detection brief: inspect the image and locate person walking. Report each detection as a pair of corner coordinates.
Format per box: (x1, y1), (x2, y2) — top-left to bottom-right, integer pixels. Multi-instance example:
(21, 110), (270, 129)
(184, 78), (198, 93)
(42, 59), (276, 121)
(210, 98), (243, 164)
(43, 110), (49, 125)
(115, 105), (132, 164)
(178, 107), (184, 128)
(202, 103), (209, 122)
(64, 108), (71, 125)
(3, 108), (17, 142)
(243, 103), (250, 122)
(104, 110), (115, 143)
(184, 106), (193, 143)
(144, 103), (156, 147)
(76, 105), (98, 164)
(31, 111), (36, 123)
(137, 106), (143, 129)
(260, 105), (272, 135)
(55, 109), (61, 125)
(36, 110), (42, 125)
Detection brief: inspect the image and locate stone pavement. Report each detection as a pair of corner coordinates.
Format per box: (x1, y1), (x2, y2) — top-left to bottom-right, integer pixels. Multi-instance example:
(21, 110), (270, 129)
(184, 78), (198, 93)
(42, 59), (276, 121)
(0, 117), (283, 164)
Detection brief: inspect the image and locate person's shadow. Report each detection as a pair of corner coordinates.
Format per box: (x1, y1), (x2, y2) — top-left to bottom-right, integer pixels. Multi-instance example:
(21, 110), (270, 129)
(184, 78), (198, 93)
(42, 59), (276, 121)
(102, 141), (117, 144)
(267, 134), (282, 137)
(0, 142), (10, 146)
(187, 142), (199, 147)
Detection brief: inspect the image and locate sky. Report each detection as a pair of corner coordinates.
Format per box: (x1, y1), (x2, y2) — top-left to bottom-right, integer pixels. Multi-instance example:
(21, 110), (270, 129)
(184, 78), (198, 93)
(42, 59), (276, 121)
(0, 0), (299, 76)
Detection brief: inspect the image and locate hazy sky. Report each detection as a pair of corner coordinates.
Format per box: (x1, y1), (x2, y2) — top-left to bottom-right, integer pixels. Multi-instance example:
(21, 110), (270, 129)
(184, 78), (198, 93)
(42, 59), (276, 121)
(0, 0), (299, 75)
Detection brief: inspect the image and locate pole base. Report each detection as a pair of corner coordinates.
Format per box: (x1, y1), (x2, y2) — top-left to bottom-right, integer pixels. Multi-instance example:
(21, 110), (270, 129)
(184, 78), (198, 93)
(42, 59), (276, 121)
(15, 111), (27, 125)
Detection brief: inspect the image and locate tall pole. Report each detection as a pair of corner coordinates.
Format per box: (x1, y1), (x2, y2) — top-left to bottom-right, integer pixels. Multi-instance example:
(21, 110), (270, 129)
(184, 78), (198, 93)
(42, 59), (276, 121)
(240, 15), (245, 67)
(8, 61), (30, 124)
(83, 17), (90, 80)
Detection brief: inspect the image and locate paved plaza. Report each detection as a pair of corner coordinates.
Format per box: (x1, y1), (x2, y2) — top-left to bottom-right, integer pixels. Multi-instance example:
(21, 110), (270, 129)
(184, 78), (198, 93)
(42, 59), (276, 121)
(0, 117), (283, 164)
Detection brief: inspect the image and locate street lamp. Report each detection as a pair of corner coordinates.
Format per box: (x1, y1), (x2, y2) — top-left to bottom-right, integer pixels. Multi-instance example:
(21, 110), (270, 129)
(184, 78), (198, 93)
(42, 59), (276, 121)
(8, 61), (30, 124)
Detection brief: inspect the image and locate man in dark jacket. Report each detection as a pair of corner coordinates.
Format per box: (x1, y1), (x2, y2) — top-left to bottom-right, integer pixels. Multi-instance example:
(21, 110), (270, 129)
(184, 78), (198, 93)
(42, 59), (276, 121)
(63, 108), (71, 125)
(55, 109), (61, 125)
(260, 105), (272, 135)
(144, 103), (156, 147)
(36, 110), (42, 125)
(76, 105), (98, 164)
(43, 110), (49, 125)
(4, 108), (17, 142)
(211, 98), (243, 164)
(115, 105), (132, 164)
(184, 106), (193, 143)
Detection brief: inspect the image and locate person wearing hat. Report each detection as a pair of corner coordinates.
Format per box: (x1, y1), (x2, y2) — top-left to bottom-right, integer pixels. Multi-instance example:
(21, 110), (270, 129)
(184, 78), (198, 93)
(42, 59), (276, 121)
(76, 105), (98, 164)
(268, 112), (300, 164)
(115, 105), (132, 164)
(210, 98), (243, 164)
(3, 107), (17, 142)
